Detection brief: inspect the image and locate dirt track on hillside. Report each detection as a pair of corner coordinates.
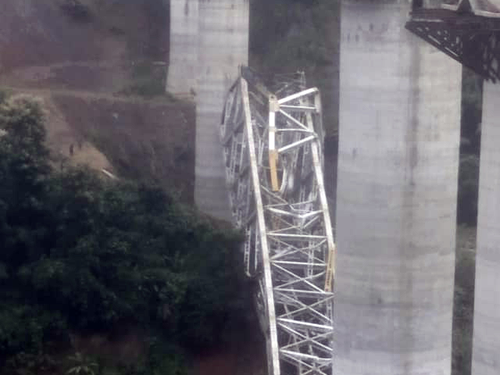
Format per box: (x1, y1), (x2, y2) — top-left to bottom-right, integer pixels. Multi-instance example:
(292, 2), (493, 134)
(0, 84), (196, 202)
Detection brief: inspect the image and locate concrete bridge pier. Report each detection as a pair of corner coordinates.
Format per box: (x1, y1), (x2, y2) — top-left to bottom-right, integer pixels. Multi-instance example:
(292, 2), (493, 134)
(167, 0), (199, 96)
(195, 0), (249, 220)
(335, 1), (462, 374)
(472, 80), (500, 375)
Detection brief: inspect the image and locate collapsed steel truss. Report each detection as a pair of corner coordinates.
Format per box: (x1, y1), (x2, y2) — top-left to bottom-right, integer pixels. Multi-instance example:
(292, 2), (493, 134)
(220, 67), (335, 375)
(406, 7), (500, 81)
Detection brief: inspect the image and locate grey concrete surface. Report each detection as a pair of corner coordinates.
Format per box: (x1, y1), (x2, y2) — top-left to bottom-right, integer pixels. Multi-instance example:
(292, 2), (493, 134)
(334, 1), (462, 374)
(167, 0), (199, 96)
(195, 0), (249, 220)
(471, 81), (500, 375)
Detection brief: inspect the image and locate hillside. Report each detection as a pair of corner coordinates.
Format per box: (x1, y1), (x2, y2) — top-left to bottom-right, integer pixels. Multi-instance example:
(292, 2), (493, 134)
(0, 0), (197, 200)
(0, 2), (263, 375)
(0, 0), (169, 91)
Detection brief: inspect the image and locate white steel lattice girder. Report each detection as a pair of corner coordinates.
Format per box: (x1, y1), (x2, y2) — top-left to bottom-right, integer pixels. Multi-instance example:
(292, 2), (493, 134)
(220, 68), (336, 375)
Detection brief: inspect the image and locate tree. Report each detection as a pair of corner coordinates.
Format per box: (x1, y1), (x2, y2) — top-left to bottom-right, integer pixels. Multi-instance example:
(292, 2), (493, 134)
(0, 95), (245, 370)
(0, 95), (51, 275)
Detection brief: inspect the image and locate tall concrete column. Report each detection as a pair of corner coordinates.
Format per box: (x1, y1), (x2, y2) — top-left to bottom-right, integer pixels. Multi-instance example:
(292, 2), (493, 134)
(335, 1), (461, 374)
(195, 0), (249, 220)
(471, 81), (500, 375)
(167, 0), (198, 96)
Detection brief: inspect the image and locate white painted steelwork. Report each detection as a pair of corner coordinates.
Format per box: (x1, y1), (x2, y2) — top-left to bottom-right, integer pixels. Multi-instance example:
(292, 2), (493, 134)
(220, 68), (335, 375)
(443, 0), (500, 16)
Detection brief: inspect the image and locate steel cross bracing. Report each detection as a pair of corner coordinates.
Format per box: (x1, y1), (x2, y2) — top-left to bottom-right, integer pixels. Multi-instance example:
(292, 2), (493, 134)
(406, 7), (500, 82)
(220, 67), (336, 375)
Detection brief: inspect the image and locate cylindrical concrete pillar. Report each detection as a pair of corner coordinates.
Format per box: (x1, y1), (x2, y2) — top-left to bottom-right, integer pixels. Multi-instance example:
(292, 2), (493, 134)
(195, 0), (249, 220)
(471, 81), (500, 375)
(335, 1), (461, 374)
(167, 0), (199, 96)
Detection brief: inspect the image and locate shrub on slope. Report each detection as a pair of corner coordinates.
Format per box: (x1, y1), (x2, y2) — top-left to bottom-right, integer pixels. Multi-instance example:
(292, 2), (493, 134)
(0, 95), (243, 372)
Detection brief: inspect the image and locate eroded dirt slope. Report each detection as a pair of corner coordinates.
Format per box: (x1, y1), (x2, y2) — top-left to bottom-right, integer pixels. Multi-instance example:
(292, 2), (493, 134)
(0, 0), (195, 200)
(0, 0), (169, 92)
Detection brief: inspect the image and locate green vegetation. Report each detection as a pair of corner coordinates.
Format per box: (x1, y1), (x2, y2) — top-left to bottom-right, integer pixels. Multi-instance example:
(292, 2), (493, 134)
(458, 68), (482, 226)
(453, 230), (476, 375)
(0, 94), (245, 374)
(452, 69), (481, 375)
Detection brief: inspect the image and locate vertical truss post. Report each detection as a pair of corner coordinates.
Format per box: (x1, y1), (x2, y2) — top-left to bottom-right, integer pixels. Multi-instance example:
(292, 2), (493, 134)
(241, 79), (281, 375)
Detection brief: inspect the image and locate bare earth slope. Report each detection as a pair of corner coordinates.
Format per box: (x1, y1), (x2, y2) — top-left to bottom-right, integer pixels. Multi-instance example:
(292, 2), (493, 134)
(0, 0), (195, 201)
(0, 0), (169, 91)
